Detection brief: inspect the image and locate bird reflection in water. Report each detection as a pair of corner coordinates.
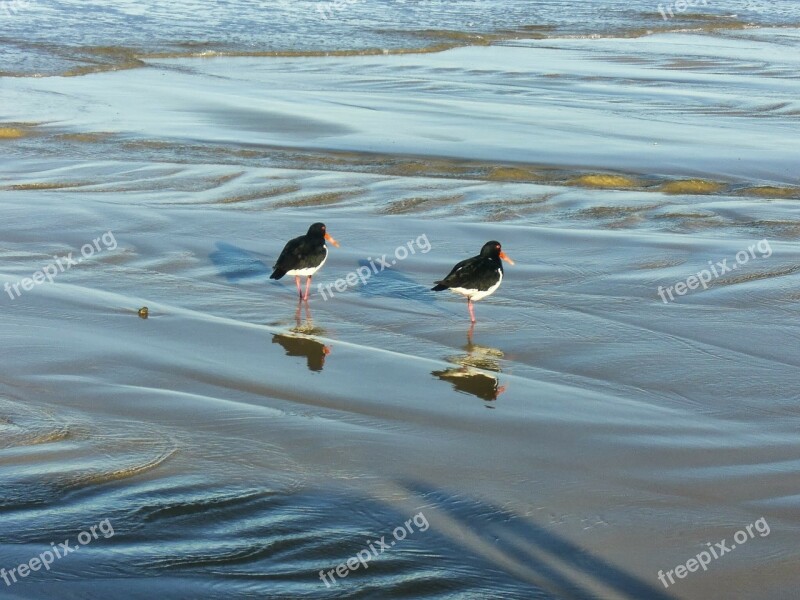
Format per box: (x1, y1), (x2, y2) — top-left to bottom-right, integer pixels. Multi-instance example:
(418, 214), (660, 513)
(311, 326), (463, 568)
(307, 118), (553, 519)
(272, 301), (331, 372)
(432, 324), (506, 405)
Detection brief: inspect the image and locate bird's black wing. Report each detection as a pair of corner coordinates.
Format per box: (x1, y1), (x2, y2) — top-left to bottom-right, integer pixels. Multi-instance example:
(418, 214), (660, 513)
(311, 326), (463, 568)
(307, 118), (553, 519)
(432, 255), (482, 289)
(270, 235), (313, 279)
(273, 235), (305, 271)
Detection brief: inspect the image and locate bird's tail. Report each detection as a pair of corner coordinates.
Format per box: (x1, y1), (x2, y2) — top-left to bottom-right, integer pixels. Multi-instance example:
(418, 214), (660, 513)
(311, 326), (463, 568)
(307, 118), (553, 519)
(431, 282), (448, 291)
(270, 269), (286, 280)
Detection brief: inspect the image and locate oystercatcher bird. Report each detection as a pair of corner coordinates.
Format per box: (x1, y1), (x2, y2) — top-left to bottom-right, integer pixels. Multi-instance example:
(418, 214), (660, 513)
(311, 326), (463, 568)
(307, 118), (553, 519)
(432, 241), (514, 322)
(270, 222), (339, 300)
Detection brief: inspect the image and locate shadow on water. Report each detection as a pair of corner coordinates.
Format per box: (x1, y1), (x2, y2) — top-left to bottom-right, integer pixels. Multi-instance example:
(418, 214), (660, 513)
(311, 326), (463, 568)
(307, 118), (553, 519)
(432, 324), (507, 404)
(4, 481), (675, 598)
(210, 241), (272, 282)
(0, 400), (676, 600)
(354, 259), (436, 305)
(272, 301), (330, 372)
(399, 480), (677, 600)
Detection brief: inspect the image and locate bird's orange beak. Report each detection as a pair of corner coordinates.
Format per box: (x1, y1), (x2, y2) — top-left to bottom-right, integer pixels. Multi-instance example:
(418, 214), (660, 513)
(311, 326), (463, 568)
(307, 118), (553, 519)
(324, 232), (340, 248)
(499, 251), (514, 265)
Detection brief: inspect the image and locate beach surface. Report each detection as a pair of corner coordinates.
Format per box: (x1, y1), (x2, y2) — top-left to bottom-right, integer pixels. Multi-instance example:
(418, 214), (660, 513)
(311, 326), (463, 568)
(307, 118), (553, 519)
(2, 3), (800, 598)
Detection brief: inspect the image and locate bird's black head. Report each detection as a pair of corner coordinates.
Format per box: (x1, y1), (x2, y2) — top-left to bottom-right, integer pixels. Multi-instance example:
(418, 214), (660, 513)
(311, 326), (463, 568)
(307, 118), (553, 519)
(480, 241), (514, 265)
(480, 241), (502, 258)
(306, 222), (340, 248)
(307, 222), (327, 237)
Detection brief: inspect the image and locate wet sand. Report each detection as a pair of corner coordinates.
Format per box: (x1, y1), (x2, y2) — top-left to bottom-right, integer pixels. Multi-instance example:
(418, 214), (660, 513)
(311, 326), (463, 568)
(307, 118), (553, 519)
(1, 25), (800, 600)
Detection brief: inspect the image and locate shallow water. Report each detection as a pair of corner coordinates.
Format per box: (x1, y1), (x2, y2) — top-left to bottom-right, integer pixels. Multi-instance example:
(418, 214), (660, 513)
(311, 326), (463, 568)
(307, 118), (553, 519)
(2, 0), (800, 77)
(2, 3), (800, 599)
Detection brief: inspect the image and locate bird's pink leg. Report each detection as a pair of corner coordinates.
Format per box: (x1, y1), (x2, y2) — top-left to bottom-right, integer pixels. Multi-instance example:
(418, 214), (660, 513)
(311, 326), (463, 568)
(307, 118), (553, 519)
(468, 299), (476, 323)
(303, 276), (312, 301)
(295, 276), (302, 299)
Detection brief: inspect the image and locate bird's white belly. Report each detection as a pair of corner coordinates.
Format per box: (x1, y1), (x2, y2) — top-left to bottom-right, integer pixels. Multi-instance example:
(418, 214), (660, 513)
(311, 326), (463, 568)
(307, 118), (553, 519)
(449, 271), (502, 302)
(286, 250), (327, 277)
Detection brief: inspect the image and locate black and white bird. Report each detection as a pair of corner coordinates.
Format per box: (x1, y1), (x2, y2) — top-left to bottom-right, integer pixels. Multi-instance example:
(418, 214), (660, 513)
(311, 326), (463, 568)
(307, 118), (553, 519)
(270, 222), (339, 301)
(432, 241), (514, 322)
